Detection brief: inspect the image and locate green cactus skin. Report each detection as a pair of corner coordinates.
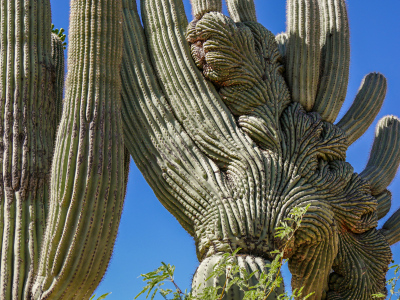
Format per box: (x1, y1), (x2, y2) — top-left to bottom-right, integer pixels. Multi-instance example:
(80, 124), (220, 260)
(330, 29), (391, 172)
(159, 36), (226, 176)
(119, 0), (400, 299)
(0, 0), (398, 299)
(337, 73), (387, 146)
(285, 0), (321, 111)
(191, 0), (222, 19)
(312, 0), (350, 123)
(51, 33), (65, 127)
(31, 0), (126, 298)
(0, 0), (55, 298)
(376, 190), (392, 221)
(360, 116), (400, 196)
(226, 0), (257, 23)
(192, 254), (284, 299)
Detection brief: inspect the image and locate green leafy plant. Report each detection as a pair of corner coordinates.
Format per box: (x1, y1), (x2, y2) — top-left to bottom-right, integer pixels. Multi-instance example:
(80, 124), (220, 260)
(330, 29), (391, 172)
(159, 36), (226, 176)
(372, 264), (400, 299)
(89, 293), (112, 300)
(136, 206), (314, 300)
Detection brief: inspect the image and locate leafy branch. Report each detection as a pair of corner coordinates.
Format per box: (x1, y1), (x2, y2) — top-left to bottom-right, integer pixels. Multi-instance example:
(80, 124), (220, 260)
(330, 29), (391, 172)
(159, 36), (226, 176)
(135, 205), (314, 300)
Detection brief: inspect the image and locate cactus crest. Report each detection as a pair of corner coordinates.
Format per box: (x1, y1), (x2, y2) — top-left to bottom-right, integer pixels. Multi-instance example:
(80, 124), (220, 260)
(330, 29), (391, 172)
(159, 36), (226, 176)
(0, 0), (398, 299)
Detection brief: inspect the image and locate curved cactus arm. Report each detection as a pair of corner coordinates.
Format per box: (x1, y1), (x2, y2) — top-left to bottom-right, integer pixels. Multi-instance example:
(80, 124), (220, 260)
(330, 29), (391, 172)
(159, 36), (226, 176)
(381, 208), (400, 246)
(360, 116), (400, 196)
(141, 0), (271, 241)
(284, 0), (321, 111)
(32, 0), (126, 299)
(328, 228), (392, 299)
(122, 0), (210, 236)
(0, 0), (55, 298)
(226, 0), (257, 22)
(376, 190), (391, 220)
(289, 230), (338, 299)
(312, 0), (350, 123)
(51, 32), (66, 127)
(190, 0), (222, 19)
(336, 73), (387, 145)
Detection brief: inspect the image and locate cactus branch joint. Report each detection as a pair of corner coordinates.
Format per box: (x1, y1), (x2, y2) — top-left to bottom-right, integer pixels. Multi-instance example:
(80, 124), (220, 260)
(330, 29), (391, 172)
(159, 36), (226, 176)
(0, 0), (399, 299)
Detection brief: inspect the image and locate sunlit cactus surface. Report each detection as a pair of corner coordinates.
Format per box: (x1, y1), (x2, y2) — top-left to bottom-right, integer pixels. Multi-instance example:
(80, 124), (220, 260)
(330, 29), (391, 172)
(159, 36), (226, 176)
(0, 0), (399, 299)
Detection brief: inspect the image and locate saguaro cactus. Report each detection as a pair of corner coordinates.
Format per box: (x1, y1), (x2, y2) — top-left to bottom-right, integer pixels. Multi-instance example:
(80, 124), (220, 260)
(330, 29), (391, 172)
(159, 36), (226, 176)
(121, 0), (400, 299)
(0, 0), (399, 300)
(0, 0), (126, 299)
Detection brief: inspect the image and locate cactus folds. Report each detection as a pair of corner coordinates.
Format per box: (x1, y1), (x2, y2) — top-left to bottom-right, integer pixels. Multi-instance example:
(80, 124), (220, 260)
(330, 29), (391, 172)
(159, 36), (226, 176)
(121, 0), (400, 299)
(0, 0), (399, 299)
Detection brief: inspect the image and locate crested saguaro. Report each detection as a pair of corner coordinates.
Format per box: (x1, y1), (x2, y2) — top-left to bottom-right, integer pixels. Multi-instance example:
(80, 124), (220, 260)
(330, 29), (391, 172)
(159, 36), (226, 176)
(0, 0), (399, 299)
(121, 0), (400, 299)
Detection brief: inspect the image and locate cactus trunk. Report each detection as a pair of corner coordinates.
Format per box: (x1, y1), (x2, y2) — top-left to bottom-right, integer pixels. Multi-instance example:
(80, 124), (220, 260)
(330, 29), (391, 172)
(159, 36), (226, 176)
(0, 0), (55, 298)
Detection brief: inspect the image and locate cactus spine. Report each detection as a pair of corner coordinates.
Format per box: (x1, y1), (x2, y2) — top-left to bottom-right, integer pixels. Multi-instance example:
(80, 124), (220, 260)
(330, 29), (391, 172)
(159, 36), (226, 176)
(0, 0), (399, 299)
(0, 0), (126, 299)
(0, 0), (55, 298)
(121, 0), (400, 299)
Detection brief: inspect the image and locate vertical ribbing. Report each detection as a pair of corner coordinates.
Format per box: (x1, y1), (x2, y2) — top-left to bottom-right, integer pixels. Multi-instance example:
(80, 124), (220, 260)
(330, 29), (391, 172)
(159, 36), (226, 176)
(226, 0), (257, 22)
(285, 0), (320, 111)
(32, 0), (125, 299)
(382, 207), (400, 246)
(190, 0), (222, 19)
(360, 116), (400, 196)
(336, 73), (387, 145)
(275, 32), (287, 60)
(312, 0), (350, 122)
(51, 33), (65, 127)
(376, 190), (391, 221)
(0, 0), (55, 299)
(142, 0), (268, 242)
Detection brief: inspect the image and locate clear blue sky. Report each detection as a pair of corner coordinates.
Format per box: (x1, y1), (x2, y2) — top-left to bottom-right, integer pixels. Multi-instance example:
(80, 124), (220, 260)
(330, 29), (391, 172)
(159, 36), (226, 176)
(50, 1), (400, 299)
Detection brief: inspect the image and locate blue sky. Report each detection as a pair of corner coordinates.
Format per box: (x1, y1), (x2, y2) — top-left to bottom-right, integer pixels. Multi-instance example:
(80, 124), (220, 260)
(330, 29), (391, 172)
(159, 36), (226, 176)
(50, 1), (400, 299)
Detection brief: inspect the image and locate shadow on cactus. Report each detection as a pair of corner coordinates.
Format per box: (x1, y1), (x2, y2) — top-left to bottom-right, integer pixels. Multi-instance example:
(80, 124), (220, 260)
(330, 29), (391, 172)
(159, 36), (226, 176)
(136, 205), (314, 300)
(0, 0), (399, 299)
(121, 0), (400, 299)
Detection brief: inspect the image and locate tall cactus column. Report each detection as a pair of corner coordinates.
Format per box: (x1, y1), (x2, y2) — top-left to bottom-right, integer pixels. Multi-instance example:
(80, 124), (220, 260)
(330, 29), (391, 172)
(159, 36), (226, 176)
(0, 0), (56, 298)
(32, 0), (126, 299)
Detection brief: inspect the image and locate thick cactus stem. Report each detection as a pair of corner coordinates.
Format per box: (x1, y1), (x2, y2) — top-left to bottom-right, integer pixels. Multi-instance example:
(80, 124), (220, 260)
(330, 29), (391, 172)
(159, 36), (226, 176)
(192, 254), (283, 299)
(285, 0), (321, 111)
(360, 116), (400, 196)
(337, 73), (387, 145)
(226, 0), (257, 22)
(190, 0), (222, 19)
(32, 0), (125, 298)
(312, 0), (350, 123)
(51, 33), (66, 126)
(0, 0), (55, 298)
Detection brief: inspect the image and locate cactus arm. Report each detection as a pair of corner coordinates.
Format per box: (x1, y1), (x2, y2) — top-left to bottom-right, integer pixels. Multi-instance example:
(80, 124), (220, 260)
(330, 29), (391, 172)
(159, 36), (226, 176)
(141, 0), (271, 240)
(381, 208), (400, 245)
(226, 0), (257, 22)
(376, 190), (391, 220)
(190, 0), (222, 19)
(328, 228), (392, 299)
(312, 0), (350, 123)
(0, 0), (55, 298)
(285, 0), (321, 111)
(51, 33), (66, 126)
(121, 0), (202, 235)
(32, 0), (125, 298)
(336, 73), (387, 145)
(360, 116), (400, 195)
